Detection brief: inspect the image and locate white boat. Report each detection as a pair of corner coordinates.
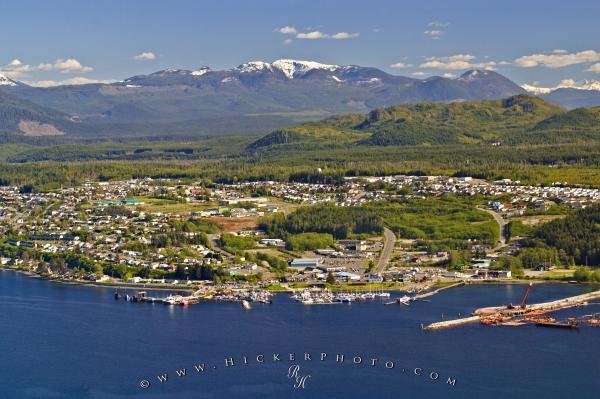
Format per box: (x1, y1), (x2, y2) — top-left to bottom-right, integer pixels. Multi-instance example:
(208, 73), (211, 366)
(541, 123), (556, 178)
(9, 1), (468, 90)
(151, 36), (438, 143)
(242, 300), (252, 310)
(398, 295), (411, 305)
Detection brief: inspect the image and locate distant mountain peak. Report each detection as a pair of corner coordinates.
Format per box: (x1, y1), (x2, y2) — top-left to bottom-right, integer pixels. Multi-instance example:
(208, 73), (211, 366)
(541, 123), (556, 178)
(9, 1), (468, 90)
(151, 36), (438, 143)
(236, 61), (273, 74)
(191, 66), (210, 76)
(459, 69), (496, 81)
(0, 72), (19, 87)
(235, 59), (339, 79)
(522, 79), (600, 95)
(271, 59), (339, 79)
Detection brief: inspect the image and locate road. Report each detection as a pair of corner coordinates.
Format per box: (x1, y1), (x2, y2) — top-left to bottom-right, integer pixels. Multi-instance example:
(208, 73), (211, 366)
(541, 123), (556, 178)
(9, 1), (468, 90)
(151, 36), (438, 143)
(374, 227), (396, 274)
(207, 234), (235, 260)
(480, 208), (508, 251)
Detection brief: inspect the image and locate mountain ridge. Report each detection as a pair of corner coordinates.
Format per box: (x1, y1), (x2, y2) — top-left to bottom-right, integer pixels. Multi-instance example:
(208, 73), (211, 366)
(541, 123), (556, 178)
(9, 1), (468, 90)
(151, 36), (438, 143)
(247, 95), (600, 150)
(0, 60), (546, 138)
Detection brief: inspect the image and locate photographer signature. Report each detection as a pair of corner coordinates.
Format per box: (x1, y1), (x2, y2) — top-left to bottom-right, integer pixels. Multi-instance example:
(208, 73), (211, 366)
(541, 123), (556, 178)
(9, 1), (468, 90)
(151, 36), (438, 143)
(287, 365), (311, 389)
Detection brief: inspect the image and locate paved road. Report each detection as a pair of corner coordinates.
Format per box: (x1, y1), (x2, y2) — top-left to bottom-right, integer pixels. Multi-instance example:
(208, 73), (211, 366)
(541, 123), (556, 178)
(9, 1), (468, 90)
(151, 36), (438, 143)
(480, 208), (508, 251)
(208, 234), (235, 259)
(375, 227), (396, 274)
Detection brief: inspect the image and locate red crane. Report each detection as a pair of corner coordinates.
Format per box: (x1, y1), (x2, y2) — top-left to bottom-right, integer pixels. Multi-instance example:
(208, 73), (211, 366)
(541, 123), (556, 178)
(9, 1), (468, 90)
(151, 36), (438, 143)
(508, 283), (533, 310)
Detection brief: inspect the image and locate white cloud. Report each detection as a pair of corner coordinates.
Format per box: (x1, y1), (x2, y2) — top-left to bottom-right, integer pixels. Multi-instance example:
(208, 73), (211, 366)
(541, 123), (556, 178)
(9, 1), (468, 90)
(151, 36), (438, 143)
(277, 26), (297, 35)
(296, 30), (328, 39)
(53, 58), (94, 73)
(284, 38), (293, 45)
(331, 32), (359, 40)
(279, 28), (359, 40)
(424, 30), (444, 39)
(412, 71), (428, 77)
(442, 73), (456, 78)
(420, 54), (496, 70)
(424, 21), (449, 39)
(515, 50), (600, 68)
(27, 77), (116, 87)
(389, 62), (412, 69)
(428, 21), (450, 28)
(0, 58), (34, 78)
(133, 52), (156, 61)
(553, 49), (568, 54)
(587, 63), (600, 73)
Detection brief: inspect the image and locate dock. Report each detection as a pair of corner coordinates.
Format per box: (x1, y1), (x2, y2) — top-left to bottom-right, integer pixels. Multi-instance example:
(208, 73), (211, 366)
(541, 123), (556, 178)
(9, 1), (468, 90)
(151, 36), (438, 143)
(423, 315), (480, 330)
(413, 282), (465, 300)
(423, 288), (600, 331)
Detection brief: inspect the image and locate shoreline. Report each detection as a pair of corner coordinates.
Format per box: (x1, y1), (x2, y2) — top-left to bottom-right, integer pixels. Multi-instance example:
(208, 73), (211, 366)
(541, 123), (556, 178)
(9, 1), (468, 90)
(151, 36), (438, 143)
(2, 267), (594, 299)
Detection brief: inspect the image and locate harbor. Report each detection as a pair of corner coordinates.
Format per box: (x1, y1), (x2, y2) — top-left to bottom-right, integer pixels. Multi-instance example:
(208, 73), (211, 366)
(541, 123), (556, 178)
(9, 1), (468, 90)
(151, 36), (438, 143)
(424, 284), (600, 331)
(3, 271), (600, 398)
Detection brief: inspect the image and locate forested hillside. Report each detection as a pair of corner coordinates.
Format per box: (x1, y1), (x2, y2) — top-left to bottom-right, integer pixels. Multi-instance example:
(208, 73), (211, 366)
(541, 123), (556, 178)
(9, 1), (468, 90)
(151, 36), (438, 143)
(535, 205), (600, 266)
(248, 95), (600, 149)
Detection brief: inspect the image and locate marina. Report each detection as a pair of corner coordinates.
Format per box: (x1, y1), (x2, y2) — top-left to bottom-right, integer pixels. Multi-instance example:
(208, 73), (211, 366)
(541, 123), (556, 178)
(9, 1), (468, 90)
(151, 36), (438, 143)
(290, 289), (391, 305)
(113, 288), (274, 306)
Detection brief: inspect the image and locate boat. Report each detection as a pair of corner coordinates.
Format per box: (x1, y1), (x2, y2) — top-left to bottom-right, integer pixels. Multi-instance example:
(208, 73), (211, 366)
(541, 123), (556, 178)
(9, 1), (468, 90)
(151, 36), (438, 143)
(242, 300), (251, 310)
(398, 295), (411, 306)
(535, 321), (579, 330)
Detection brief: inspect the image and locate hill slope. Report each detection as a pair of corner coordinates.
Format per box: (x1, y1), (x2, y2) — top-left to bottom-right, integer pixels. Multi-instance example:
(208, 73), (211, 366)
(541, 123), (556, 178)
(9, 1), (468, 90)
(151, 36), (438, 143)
(248, 95), (576, 149)
(0, 91), (76, 137)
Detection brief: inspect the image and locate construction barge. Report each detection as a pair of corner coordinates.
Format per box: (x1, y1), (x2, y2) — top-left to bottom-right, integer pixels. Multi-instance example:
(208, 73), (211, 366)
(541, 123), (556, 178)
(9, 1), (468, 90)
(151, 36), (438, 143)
(424, 284), (600, 331)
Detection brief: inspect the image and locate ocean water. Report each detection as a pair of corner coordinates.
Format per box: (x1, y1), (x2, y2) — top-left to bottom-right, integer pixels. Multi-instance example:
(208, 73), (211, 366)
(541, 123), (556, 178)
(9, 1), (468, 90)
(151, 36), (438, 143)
(1, 270), (599, 399)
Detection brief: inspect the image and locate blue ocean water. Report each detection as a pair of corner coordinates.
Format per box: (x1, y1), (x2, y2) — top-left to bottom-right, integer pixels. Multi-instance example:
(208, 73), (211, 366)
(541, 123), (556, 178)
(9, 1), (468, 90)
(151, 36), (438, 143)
(1, 270), (599, 399)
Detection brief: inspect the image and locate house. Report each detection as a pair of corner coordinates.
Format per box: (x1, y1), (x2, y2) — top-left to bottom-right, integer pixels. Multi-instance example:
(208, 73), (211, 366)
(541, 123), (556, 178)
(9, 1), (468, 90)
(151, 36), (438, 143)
(535, 263), (556, 271)
(477, 269), (512, 279)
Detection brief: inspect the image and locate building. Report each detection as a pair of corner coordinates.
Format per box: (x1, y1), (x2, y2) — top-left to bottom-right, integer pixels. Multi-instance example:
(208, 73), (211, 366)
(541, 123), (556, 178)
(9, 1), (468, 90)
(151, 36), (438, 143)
(260, 238), (285, 247)
(289, 258), (321, 269)
(471, 259), (491, 269)
(338, 240), (367, 251)
(335, 271), (361, 281)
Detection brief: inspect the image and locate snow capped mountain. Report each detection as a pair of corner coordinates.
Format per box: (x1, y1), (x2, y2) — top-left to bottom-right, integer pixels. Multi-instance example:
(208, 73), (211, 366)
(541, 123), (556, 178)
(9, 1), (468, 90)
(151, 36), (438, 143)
(522, 79), (600, 94)
(236, 61), (273, 74)
(521, 84), (553, 95)
(456, 69), (509, 84)
(235, 59), (339, 79)
(0, 73), (18, 86)
(191, 66), (210, 76)
(271, 59), (339, 79)
(458, 69), (491, 81)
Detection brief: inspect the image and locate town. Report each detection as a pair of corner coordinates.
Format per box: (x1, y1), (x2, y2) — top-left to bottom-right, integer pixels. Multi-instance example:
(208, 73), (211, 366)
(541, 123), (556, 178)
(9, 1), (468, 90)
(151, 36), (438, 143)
(1, 174), (597, 301)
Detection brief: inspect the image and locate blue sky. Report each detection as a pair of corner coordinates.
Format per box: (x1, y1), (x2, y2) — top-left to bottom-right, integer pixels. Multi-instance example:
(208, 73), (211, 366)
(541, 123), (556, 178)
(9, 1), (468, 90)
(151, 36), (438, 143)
(2, 0), (600, 88)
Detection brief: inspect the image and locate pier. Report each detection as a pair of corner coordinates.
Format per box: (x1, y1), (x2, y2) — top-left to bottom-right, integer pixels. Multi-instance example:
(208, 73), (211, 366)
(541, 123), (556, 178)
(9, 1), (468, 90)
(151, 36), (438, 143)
(423, 288), (600, 331)
(413, 282), (465, 300)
